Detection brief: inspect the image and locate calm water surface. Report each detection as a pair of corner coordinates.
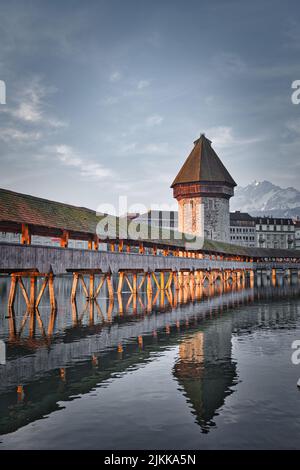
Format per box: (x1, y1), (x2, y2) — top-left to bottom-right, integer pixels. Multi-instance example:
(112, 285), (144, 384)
(0, 276), (300, 449)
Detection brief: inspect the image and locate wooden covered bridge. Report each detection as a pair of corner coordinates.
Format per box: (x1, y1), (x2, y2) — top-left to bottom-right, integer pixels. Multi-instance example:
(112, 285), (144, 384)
(0, 188), (299, 311)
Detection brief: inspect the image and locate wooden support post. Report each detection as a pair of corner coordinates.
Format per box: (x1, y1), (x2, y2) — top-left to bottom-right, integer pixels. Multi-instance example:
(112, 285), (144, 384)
(160, 272), (165, 291)
(189, 271), (195, 290)
(106, 273), (114, 298)
(89, 274), (94, 300)
(173, 271), (179, 290)
(21, 224), (31, 245)
(89, 300), (94, 325)
(18, 277), (30, 309)
(110, 243), (115, 252)
(94, 275), (105, 298)
(165, 272), (173, 290)
(152, 272), (160, 291)
(71, 273), (79, 301)
(36, 276), (49, 307)
(147, 290), (153, 313)
(79, 275), (89, 298)
(48, 308), (57, 336)
(126, 243), (131, 253)
(139, 242), (144, 255)
(132, 272), (137, 294)
(152, 245), (157, 256)
(124, 274), (133, 293)
(60, 230), (69, 248)
(117, 272), (124, 293)
(88, 238), (93, 250)
(29, 275), (36, 311)
(94, 236), (99, 251)
(8, 275), (17, 309)
(138, 273), (146, 290)
(118, 240), (124, 252)
(146, 272), (152, 293)
(117, 293), (124, 315)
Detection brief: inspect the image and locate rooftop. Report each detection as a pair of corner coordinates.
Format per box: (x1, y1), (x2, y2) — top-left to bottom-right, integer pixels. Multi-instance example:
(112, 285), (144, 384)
(255, 216), (294, 225)
(230, 211), (255, 222)
(171, 134), (237, 188)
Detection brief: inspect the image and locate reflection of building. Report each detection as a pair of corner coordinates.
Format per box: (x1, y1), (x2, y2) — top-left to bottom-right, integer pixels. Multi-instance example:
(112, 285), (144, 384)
(255, 217), (295, 249)
(173, 320), (237, 431)
(174, 332), (204, 378)
(230, 211), (257, 247)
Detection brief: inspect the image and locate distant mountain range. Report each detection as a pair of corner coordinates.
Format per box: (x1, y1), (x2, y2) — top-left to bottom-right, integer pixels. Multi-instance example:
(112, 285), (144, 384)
(230, 181), (300, 218)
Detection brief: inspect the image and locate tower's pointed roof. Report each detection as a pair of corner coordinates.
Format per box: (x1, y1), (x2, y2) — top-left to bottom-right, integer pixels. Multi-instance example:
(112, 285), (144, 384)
(171, 134), (237, 188)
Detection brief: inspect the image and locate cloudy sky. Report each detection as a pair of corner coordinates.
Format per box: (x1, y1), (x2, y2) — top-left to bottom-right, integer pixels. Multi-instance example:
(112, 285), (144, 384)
(1, 0), (300, 213)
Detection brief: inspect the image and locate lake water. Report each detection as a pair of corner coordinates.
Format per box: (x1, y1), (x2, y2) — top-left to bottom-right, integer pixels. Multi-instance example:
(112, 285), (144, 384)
(0, 276), (300, 449)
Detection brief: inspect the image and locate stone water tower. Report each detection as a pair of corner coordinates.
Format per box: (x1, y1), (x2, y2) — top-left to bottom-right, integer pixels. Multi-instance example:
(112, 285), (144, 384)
(171, 134), (236, 242)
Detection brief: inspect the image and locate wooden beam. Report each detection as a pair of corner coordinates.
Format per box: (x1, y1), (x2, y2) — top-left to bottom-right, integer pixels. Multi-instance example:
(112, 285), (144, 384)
(71, 273), (79, 301)
(18, 277), (30, 309)
(94, 236), (99, 251)
(21, 224), (31, 245)
(36, 276), (49, 307)
(79, 275), (89, 298)
(60, 230), (69, 248)
(8, 275), (17, 309)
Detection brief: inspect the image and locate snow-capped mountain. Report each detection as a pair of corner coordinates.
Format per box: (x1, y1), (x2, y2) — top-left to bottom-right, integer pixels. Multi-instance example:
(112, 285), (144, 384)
(230, 181), (300, 218)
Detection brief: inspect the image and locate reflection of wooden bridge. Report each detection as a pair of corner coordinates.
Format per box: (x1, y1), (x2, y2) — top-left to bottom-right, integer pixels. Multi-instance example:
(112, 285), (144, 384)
(0, 282), (279, 392)
(5, 279), (246, 345)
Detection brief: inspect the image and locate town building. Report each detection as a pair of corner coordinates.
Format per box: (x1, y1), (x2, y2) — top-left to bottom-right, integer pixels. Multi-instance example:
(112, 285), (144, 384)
(255, 216), (295, 249)
(229, 211), (257, 247)
(132, 210), (178, 230)
(171, 134), (236, 243)
(294, 220), (300, 250)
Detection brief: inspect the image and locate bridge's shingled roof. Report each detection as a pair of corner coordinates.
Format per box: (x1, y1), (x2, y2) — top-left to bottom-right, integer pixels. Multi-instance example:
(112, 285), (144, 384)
(171, 134), (237, 188)
(0, 187), (299, 258)
(0, 187), (100, 234)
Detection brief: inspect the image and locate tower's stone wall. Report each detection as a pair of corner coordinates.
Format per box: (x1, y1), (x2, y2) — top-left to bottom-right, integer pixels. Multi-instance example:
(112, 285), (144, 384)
(178, 196), (230, 242)
(172, 134), (236, 243)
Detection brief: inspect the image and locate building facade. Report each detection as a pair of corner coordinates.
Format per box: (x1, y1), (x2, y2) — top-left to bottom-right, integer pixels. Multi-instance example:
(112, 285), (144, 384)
(230, 211), (257, 247)
(171, 134), (236, 242)
(255, 217), (295, 249)
(293, 220), (300, 250)
(133, 210), (178, 230)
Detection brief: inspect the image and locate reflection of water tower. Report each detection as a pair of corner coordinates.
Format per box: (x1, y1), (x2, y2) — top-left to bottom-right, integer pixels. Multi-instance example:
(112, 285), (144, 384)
(173, 320), (237, 431)
(174, 332), (204, 378)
